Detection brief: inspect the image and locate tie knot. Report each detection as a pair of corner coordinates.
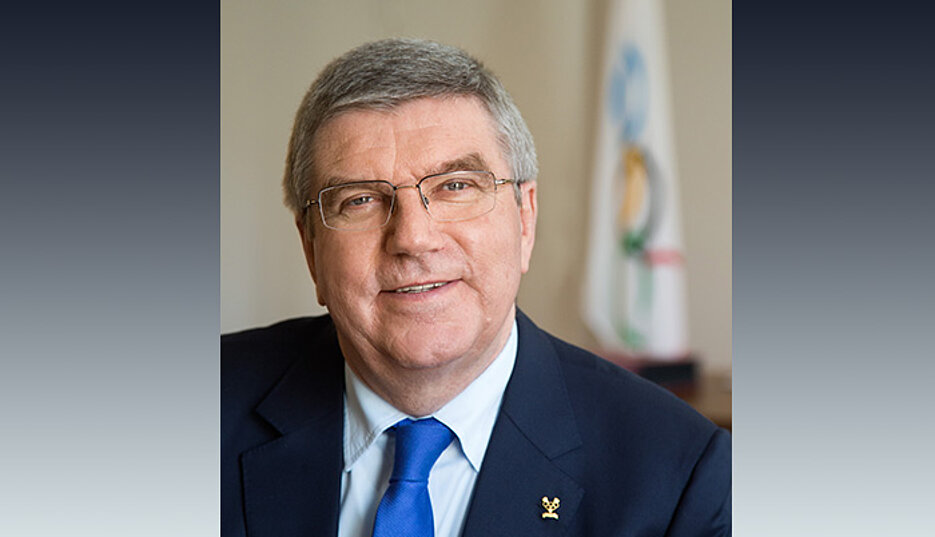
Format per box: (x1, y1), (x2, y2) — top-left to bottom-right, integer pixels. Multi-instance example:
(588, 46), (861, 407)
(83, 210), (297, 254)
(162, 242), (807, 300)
(390, 418), (454, 483)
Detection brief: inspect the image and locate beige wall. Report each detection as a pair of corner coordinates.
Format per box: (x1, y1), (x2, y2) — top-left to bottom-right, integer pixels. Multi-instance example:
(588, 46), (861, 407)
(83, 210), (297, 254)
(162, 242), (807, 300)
(221, 0), (731, 374)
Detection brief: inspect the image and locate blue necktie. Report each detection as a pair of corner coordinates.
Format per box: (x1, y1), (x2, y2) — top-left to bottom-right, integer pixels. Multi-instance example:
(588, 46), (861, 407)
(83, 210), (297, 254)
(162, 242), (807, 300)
(371, 418), (454, 537)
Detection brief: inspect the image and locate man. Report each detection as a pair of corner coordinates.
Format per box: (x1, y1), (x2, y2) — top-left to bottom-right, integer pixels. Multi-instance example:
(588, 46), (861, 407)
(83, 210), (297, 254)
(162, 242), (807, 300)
(222, 38), (730, 537)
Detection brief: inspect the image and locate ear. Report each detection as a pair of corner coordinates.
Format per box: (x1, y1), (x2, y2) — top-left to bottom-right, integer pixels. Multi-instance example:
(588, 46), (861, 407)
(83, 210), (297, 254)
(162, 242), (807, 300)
(518, 180), (537, 274)
(295, 216), (327, 306)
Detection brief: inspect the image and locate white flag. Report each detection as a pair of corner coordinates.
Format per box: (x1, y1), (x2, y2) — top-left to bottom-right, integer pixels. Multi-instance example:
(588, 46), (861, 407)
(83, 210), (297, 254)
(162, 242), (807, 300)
(583, 0), (688, 359)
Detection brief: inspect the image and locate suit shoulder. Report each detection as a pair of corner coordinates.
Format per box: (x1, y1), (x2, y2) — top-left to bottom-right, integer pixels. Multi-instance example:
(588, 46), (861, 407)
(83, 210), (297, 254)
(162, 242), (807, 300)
(221, 315), (336, 401)
(541, 328), (720, 448)
(222, 315), (333, 348)
(223, 315), (332, 363)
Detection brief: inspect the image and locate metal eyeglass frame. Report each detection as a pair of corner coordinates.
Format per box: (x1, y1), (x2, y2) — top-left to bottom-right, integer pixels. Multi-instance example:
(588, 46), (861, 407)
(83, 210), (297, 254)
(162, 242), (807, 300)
(302, 170), (516, 231)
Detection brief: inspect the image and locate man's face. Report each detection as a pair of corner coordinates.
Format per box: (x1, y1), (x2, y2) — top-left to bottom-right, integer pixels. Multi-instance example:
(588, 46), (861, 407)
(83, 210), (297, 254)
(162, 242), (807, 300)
(298, 96), (536, 385)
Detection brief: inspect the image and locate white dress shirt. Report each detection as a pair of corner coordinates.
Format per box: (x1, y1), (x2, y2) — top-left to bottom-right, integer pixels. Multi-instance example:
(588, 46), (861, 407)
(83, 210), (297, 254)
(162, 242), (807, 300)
(337, 320), (518, 537)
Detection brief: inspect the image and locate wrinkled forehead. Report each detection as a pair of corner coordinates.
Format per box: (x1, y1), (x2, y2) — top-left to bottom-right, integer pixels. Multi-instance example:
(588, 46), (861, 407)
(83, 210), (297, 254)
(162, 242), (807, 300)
(308, 95), (506, 189)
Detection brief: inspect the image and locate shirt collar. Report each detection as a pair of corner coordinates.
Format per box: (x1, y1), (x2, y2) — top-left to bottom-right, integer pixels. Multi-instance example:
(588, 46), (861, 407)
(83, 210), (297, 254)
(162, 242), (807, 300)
(343, 318), (518, 472)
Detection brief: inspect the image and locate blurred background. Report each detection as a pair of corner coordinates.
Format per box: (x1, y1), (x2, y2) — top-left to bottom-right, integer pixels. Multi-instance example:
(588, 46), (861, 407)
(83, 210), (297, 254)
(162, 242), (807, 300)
(221, 0), (730, 377)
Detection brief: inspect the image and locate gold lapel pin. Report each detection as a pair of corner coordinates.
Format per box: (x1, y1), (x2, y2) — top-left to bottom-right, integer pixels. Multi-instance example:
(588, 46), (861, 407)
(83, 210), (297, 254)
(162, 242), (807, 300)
(541, 496), (560, 519)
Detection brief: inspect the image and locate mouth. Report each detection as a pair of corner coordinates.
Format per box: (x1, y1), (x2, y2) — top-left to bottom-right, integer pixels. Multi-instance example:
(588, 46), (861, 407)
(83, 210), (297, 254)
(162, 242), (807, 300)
(389, 281), (451, 294)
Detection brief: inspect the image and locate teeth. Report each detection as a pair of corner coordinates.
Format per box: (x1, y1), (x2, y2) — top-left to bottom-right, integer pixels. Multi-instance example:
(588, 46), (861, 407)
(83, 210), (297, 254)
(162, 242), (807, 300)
(393, 282), (447, 294)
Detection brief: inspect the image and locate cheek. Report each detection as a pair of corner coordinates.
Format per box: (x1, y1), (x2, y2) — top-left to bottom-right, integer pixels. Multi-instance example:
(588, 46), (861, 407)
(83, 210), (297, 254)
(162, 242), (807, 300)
(313, 240), (372, 305)
(464, 226), (524, 292)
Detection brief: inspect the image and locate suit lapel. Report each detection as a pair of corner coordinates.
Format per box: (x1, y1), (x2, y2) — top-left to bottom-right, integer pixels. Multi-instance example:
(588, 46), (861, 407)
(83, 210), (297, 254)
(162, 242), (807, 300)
(461, 311), (585, 536)
(241, 326), (345, 537)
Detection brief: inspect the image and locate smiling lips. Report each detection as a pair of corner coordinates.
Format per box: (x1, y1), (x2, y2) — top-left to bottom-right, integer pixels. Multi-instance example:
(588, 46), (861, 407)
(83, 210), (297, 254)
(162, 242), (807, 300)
(390, 281), (451, 294)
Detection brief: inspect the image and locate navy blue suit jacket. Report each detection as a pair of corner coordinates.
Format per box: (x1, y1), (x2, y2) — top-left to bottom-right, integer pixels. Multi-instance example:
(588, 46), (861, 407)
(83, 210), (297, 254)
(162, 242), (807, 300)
(222, 311), (730, 536)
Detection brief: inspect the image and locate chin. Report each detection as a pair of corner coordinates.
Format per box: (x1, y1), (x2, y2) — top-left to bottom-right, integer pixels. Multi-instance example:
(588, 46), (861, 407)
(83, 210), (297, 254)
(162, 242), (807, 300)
(386, 330), (482, 371)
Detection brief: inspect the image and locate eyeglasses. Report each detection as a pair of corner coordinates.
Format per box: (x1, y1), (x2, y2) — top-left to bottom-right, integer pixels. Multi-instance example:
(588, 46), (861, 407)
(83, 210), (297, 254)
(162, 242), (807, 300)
(303, 170), (516, 231)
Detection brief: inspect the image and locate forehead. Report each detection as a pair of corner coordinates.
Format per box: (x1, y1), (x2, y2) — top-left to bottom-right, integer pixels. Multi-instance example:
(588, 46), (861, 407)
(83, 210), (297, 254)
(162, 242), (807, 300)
(310, 96), (506, 186)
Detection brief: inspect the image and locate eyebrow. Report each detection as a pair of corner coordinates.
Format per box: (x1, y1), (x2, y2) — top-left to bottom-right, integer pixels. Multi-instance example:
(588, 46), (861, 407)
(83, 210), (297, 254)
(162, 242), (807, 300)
(425, 152), (491, 176)
(318, 152), (492, 191)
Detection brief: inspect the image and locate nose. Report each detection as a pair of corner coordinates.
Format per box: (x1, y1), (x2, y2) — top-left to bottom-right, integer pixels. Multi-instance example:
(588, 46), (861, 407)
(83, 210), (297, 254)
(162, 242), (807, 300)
(384, 185), (443, 256)
(395, 184), (430, 210)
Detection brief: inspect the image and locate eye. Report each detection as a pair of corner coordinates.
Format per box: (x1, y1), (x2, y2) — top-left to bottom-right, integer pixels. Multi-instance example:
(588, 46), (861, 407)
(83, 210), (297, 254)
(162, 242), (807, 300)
(346, 194), (376, 207)
(443, 180), (471, 191)
(335, 189), (386, 213)
(440, 176), (482, 192)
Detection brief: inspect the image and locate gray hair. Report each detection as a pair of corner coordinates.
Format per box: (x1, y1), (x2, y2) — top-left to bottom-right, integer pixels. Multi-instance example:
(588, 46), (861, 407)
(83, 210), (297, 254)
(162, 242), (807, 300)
(283, 38), (538, 216)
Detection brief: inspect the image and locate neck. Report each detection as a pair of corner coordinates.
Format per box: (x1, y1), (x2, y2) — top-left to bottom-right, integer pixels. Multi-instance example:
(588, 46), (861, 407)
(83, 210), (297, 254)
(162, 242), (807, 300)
(344, 347), (498, 417)
(339, 319), (514, 417)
